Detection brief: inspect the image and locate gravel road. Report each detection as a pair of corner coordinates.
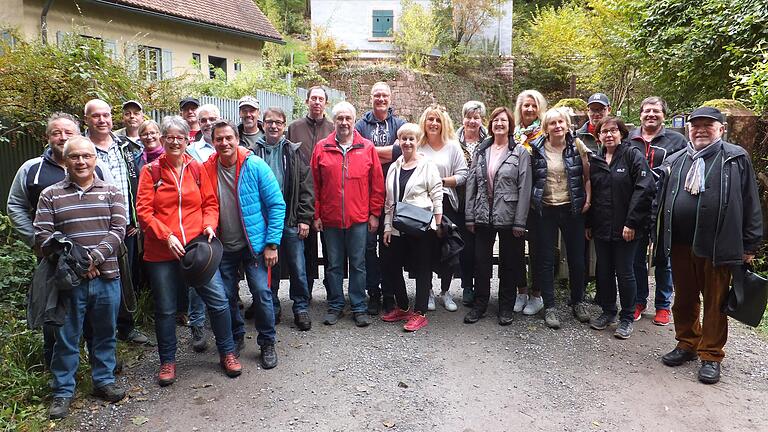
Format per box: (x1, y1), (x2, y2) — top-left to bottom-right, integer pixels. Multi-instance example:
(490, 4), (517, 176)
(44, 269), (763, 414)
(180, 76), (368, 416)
(61, 275), (768, 432)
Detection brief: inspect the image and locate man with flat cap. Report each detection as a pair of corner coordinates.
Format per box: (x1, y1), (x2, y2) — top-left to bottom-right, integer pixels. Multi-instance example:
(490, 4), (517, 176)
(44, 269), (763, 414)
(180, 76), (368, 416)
(656, 107), (762, 384)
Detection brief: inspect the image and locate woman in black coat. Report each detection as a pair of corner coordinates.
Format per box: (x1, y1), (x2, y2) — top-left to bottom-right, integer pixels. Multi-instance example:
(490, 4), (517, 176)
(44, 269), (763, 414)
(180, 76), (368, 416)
(586, 116), (655, 339)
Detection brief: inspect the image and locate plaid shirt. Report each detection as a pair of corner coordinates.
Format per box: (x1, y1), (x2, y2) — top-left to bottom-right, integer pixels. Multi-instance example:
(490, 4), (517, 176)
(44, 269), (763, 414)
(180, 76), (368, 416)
(93, 133), (133, 223)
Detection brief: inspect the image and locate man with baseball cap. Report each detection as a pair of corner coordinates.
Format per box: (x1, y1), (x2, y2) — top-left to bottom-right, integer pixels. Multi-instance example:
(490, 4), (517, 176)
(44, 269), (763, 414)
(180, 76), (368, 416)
(656, 106), (762, 384)
(116, 100), (144, 147)
(238, 96), (264, 150)
(576, 92), (610, 153)
(180, 97), (201, 141)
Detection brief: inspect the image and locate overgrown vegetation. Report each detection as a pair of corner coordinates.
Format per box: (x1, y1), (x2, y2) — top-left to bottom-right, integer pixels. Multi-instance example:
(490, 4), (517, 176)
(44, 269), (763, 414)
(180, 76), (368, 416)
(394, 1), (440, 70)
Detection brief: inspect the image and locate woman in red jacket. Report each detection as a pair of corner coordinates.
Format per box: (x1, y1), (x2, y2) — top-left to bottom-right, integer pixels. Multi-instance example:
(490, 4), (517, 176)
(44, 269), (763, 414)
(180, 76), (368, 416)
(136, 116), (240, 386)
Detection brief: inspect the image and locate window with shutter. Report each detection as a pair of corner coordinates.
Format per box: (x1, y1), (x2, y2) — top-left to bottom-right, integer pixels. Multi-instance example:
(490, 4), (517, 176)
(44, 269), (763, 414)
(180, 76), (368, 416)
(372, 10), (394, 37)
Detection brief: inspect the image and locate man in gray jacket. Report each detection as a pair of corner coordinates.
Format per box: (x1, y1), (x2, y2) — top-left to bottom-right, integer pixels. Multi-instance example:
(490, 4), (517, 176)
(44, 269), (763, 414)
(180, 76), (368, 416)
(657, 107), (762, 384)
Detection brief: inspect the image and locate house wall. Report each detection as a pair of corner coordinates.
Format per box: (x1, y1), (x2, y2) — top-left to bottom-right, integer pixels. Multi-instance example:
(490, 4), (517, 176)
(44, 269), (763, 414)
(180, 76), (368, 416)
(3, 0), (265, 79)
(311, 0), (512, 57)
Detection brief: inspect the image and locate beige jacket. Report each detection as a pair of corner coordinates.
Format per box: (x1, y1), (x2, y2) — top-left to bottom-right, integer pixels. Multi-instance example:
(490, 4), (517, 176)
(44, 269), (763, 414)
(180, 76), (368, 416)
(384, 154), (444, 236)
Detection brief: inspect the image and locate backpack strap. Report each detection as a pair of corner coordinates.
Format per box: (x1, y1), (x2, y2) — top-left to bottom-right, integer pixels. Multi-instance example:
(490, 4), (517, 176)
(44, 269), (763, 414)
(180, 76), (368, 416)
(187, 160), (202, 187)
(148, 160), (162, 190)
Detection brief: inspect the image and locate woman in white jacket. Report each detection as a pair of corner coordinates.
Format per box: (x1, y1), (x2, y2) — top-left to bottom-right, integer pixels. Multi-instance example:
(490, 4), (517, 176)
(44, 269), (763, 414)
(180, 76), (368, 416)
(381, 123), (443, 332)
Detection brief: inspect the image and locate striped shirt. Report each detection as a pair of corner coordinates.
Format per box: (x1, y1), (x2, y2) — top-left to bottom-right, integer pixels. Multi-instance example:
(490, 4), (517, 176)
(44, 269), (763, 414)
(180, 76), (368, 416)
(34, 176), (126, 279)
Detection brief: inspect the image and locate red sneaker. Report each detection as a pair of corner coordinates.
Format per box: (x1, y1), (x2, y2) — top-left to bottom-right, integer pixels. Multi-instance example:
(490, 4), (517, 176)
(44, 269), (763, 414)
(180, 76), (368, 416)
(381, 308), (413, 322)
(403, 314), (429, 332)
(633, 304), (646, 322)
(220, 353), (242, 377)
(158, 362), (176, 386)
(653, 309), (671, 326)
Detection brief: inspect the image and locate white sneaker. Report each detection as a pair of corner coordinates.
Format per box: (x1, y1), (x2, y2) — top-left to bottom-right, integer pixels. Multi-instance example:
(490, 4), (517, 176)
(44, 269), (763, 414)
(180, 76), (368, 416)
(513, 294), (528, 313)
(428, 290), (436, 311)
(522, 295), (544, 315)
(441, 292), (458, 312)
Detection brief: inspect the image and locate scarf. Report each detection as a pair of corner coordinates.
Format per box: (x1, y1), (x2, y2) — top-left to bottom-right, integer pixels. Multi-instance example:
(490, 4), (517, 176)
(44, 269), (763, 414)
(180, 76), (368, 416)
(143, 146), (165, 164)
(513, 120), (542, 152)
(684, 140), (721, 195)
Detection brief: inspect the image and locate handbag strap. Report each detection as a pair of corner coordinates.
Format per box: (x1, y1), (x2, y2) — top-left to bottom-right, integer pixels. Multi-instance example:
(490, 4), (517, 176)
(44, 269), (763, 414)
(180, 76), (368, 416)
(394, 164), (403, 203)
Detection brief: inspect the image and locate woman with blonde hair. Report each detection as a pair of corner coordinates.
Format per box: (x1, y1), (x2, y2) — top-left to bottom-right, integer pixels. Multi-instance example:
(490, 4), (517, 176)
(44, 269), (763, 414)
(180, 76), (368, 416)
(417, 104), (468, 312)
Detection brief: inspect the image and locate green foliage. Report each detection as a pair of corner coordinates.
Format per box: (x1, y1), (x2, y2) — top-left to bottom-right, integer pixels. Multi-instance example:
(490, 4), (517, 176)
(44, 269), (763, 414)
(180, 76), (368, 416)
(254, 0), (308, 35)
(310, 26), (354, 72)
(733, 53), (768, 114)
(394, 0), (439, 70)
(431, 0), (505, 50)
(700, 99), (750, 112)
(554, 98), (588, 112)
(631, 0), (768, 108)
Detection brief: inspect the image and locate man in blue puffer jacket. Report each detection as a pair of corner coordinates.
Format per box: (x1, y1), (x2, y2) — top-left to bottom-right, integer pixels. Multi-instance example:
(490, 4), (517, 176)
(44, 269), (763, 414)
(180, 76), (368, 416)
(203, 120), (286, 370)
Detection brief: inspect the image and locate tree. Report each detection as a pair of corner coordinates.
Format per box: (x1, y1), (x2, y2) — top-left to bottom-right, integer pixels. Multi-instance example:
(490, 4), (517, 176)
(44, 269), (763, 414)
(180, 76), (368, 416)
(394, 0), (439, 69)
(431, 0), (506, 50)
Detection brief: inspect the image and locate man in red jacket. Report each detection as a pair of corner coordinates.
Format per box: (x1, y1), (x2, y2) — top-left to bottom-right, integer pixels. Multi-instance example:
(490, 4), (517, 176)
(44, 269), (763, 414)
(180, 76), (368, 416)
(311, 101), (385, 327)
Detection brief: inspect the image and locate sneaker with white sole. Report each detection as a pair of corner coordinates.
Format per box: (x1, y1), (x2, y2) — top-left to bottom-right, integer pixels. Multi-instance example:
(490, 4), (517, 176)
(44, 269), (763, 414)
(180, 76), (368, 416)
(522, 296), (544, 315)
(427, 290), (436, 311)
(513, 294), (528, 313)
(441, 292), (458, 312)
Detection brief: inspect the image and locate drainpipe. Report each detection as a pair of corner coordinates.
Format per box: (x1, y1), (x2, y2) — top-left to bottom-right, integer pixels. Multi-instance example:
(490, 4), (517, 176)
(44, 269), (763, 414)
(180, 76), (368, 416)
(41, 0), (55, 44)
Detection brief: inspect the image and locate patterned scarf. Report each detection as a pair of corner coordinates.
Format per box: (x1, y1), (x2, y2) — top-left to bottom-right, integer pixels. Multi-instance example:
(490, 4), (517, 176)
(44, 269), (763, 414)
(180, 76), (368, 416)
(684, 140), (721, 195)
(513, 120), (543, 152)
(143, 146), (165, 164)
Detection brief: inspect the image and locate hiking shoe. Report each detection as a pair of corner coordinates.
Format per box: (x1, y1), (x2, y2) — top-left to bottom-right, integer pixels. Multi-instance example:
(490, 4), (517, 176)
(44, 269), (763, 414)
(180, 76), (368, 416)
(190, 326), (208, 353)
(157, 362), (176, 386)
(661, 347), (698, 367)
(234, 335), (245, 357)
(464, 308), (484, 324)
(367, 296), (382, 315)
(498, 309), (514, 326)
(462, 286), (475, 307)
(260, 344), (278, 369)
(294, 311), (312, 331)
(633, 304), (647, 321)
(544, 308), (560, 329)
(523, 296), (544, 315)
(381, 308), (413, 322)
(427, 290), (436, 311)
(118, 328), (150, 345)
(572, 302), (590, 323)
(404, 313), (429, 332)
(220, 353), (242, 377)
(353, 312), (372, 327)
(323, 309), (342, 325)
(92, 383), (126, 403)
(590, 312), (617, 330)
(49, 397), (71, 419)
(441, 291), (458, 312)
(653, 309), (671, 326)
(513, 294), (528, 313)
(614, 320), (633, 339)
(698, 361), (721, 384)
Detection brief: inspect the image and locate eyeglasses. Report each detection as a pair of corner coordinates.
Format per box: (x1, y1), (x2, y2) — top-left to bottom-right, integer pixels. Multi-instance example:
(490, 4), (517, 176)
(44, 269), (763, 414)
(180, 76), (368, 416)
(599, 128), (620, 135)
(162, 136), (187, 143)
(140, 131), (159, 137)
(67, 153), (95, 161)
(264, 120), (285, 126)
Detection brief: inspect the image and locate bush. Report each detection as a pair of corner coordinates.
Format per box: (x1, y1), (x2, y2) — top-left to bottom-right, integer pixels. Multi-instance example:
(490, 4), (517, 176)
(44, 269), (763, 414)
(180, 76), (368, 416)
(310, 26), (353, 72)
(733, 54), (768, 115)
(393, 0), (439, 70)
(700, 99), (751, 112)
(554, 98), (588, 112)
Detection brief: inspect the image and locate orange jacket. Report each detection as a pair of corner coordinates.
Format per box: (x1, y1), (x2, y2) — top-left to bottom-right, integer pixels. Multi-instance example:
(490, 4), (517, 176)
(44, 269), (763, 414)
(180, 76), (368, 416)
(202, 146), (250, 196)
(136, 153), (219, 262)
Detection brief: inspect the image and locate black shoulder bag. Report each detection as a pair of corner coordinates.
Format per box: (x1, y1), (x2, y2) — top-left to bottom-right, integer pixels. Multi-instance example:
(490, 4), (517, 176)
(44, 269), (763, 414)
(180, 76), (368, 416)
(392, 165), (433, 237)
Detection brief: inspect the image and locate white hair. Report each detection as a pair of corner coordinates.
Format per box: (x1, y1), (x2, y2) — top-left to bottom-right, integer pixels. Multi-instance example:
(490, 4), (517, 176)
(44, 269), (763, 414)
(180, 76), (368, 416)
(332, 101), (357, 120)
(197, 104), (220, 117)
(63, 136), (97, 157)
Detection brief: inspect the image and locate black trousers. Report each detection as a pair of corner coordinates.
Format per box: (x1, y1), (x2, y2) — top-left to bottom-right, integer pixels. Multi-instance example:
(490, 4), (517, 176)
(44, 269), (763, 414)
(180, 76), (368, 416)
(381, 231), (435, 314)
(473, 226), (525, 313)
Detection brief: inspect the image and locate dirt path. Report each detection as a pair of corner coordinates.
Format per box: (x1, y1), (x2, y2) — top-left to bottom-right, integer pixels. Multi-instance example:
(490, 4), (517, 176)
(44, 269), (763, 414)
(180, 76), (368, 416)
(63, 277), (768, 432)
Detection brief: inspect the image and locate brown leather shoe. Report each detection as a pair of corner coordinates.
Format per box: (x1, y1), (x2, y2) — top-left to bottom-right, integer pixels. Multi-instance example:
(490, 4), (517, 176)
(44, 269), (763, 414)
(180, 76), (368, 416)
(158, 362), (176, 386)
(220, 353), (242, 377)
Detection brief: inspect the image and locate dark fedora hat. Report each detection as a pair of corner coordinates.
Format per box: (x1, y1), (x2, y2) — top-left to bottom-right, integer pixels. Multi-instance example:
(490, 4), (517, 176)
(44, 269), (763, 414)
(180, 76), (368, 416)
(180, 234), (223, 288)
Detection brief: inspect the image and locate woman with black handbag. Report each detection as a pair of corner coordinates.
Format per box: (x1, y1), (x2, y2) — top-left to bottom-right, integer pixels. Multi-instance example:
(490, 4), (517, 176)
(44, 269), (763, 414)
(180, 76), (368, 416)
(464, 107), (533, 325)
(381, 123), (444, 332)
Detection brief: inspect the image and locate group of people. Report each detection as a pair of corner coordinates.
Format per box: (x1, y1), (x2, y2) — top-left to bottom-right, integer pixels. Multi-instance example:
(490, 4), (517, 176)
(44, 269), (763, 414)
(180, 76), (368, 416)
(7, 82), (762, 420)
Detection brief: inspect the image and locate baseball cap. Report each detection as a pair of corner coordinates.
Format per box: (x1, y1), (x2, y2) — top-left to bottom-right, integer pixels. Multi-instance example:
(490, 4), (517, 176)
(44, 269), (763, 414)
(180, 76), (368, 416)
(688, 106), (725, 124)
(179, 97), (200, 110)
(238, 96), (260, 110)
(587, 93), (610, 107)
(122, 100), (143, 111)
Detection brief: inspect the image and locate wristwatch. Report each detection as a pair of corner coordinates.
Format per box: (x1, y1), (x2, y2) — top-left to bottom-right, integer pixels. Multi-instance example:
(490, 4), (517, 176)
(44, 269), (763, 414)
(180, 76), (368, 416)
(265, 243), (277, 250)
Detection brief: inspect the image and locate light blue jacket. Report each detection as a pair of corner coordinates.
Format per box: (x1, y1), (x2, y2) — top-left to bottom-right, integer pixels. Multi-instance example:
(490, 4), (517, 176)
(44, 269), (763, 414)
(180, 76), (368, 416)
(238, 154), (286, 254)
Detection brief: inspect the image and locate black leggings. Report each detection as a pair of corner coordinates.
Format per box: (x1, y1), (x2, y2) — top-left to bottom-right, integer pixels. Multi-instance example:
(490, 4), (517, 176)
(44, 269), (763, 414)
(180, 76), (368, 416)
(473, 226), (526, 312)
(381, 231), (436, 314)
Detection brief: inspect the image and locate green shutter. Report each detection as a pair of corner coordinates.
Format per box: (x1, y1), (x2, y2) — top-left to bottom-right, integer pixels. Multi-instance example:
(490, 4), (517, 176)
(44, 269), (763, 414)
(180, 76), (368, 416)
(372, 10), (393, 37)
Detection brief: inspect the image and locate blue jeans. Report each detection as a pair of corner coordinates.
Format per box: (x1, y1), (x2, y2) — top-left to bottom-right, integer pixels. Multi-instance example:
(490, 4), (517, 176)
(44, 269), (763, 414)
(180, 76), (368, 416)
(147, 261), (234, 363)
(532, 205), (586, 309)
(595, 239), (639, 322)
(324, 223), (368, 313)
(51, 277), (120, 398)
(633, 234), (673, 310)
(270, 226), (311, 314)
(219, 247), (276, 347)
(187, 287), (207, 327)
